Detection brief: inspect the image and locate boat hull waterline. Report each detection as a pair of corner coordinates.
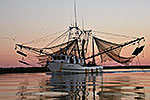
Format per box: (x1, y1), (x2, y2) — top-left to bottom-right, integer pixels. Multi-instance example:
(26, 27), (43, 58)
(47, 62), (103, 73)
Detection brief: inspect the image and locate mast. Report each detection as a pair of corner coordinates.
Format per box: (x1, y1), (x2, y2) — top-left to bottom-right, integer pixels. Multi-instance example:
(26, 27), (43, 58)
(74, 0), (77, 28)
(76, 39), (81, 58)
(68, 0), (79, 42)
(81, 39), (85, 64)
(92, 36), (95, 64)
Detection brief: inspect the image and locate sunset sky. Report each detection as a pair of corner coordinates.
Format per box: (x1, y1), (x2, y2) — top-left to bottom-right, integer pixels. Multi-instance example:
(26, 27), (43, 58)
(0, 0), (150, 67)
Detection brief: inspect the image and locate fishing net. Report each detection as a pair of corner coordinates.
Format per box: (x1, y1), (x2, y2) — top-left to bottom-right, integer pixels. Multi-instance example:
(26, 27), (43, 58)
(94, 36), (135, 65)
(43, 39), (77, 55)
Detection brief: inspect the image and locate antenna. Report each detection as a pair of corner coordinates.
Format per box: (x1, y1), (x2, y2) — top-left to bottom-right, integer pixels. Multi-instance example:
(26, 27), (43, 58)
(81, 4), (84, 30)
(74, 0), (77, 27)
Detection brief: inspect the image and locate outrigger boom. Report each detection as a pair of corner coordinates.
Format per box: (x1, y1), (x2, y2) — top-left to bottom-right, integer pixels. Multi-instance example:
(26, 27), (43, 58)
(86, 37), (145, 60)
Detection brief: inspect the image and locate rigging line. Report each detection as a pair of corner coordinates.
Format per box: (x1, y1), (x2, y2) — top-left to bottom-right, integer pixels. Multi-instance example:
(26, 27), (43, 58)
(27, 52), (38, 58)
(135, 55), (146, 74)
(0, 36), (16, 41)
(142, 48), (145, 58)
(43, 41), (74, 49)
(93, 30), (137, 39)
(136, 56), (141, 66)
(25, 49), (41, 56)
(44, 29), (70, 48)
(62, 32), (68, 43)
(22, 29), (66, 45)
(16, 44), (51, 56)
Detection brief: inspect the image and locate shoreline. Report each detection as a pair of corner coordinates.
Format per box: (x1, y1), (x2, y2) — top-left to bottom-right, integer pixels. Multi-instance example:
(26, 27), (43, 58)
(0, 65), (150, 74)
(0, 67), (50, 74)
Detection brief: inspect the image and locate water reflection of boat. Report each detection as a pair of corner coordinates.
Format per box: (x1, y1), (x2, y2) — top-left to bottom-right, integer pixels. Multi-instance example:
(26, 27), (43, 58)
(47, 73), (102, 99)
(4, 72), (146, 100)
(97, 73), (146, 100)
(46, 72), (146, 100)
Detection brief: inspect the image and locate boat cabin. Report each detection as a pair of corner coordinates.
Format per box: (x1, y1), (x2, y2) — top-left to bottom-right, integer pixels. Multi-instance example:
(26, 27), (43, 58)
(51, 55), (84, 64)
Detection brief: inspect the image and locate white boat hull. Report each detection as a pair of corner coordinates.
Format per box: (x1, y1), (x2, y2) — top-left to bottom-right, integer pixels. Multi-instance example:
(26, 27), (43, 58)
(47, 62), (103, 73)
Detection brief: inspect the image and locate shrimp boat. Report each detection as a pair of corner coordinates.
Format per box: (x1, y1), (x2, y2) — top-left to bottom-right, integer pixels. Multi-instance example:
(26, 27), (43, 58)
(15, 25), (145, 73)
(15, 2), (145, 73)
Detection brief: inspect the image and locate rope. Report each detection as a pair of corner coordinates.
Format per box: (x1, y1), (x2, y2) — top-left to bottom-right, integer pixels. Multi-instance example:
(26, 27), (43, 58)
(93, 30), (137, 39)
(44, 29), (70, 48)
(136, 55), (146, 73)
(0, 36), (16, 41)
(22, 29), (66, 45)
(137, 56), (141, 66)
(142, 49), (145, 58)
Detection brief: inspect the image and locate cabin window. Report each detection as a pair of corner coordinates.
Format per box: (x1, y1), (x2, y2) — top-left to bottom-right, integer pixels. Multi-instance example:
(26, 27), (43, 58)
(53, 55), (67, 60)
(70, 56), (74, 63)
(67, 56), (69, 59)
(58, 56), (61, 60)
(53, 56), (57, 60)
(62, 56), (65, 60)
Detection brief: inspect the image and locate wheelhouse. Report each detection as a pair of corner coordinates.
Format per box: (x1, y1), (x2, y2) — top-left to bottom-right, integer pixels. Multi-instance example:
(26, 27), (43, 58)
(51, 55), (85, 64)
(51, 55), (70, 63)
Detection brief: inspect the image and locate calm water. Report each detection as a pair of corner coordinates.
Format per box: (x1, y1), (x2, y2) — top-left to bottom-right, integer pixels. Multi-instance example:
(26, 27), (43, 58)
(0, 71), (150, 100)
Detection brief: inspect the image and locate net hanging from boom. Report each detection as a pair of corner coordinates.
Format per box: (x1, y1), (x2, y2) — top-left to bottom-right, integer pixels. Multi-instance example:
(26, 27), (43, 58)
(43, 40), (75, 54)
(42, 39), (79, 56)
(93, 36), (135, 64)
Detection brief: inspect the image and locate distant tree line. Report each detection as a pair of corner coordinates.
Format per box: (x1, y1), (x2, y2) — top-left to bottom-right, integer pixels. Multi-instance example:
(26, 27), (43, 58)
(0, 67), (50, 74)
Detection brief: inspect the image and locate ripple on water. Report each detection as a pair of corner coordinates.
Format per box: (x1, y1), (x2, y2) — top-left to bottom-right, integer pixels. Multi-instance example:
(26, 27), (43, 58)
(0, 72), (150, 100)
